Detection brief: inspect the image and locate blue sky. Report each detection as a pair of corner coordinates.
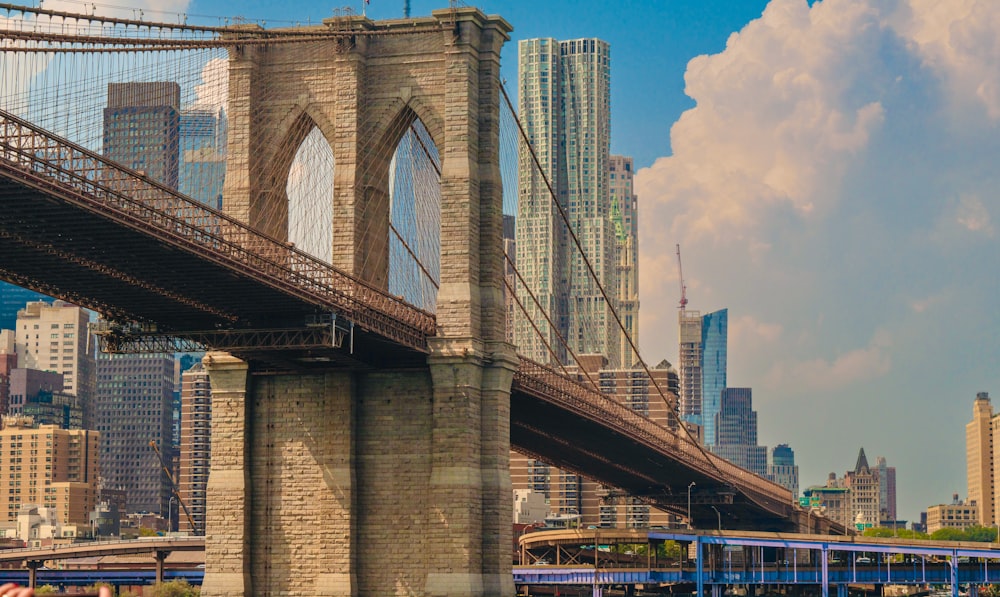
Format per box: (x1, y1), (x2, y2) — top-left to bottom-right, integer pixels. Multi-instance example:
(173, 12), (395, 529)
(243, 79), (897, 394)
(40, 0), (1000, 524)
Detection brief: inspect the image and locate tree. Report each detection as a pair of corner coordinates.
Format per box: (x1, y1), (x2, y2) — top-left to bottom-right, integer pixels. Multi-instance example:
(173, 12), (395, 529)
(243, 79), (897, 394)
(138, 527), (160, 537)
(963, 525), (998, 543)
(930, 528), (967, 542)
(145, 580), (200, 597)
(863, 527), (896, 538)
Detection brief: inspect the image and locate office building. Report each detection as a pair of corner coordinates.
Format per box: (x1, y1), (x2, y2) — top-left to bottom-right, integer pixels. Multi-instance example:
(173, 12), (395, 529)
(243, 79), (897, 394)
(15, 301), (95, 428)
(0, 282), (51, 331)
(710, 387), (767, 476)
(876, 456), (897, 521)
(95, 353), (174, 515)
(515, 37), (621, 368)
(609, 155), (639, 367)
(679, 308), (728, 446)
(845, 447), (880, 530)
(0, 416), (99, 526)
(926, 494), (978, 534)
(179, 107), (227, 210)
(768, 444), (799, 500)
(103, 82), (180, 189)
(966, 391), (995, 526)
(8, 368), (83, 429)
(802, 480), (852, 529)
(178, 361), (210, 533)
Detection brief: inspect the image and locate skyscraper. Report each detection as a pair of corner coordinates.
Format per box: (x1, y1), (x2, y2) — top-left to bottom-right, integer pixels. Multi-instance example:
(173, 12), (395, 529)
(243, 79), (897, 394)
(178, 361), (210, 533)
(95, 353), (175, 515)
(769, 444), (799, 499)
(103, 82), (181, 189)
(610, 155), (639, 367)
(515, 37), (620, 367)
(711, 387), (767, 476)
(679, 308), (728, 446)
(15, 301), (96, 428)
(179, 107), (227, 210)
(876, 455), (897, 521)
(701, 309), (728, 446)
(966, 391), (995, 526)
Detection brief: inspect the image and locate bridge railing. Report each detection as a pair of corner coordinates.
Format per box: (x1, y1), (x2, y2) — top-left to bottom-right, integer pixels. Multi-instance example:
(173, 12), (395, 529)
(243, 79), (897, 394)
(514, 358), (791, 516)
(0, 108), (436, 351)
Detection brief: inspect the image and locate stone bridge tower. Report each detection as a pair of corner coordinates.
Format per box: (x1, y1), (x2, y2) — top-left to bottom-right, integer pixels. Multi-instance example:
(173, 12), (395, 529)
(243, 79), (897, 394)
(201, 8), (516, 597)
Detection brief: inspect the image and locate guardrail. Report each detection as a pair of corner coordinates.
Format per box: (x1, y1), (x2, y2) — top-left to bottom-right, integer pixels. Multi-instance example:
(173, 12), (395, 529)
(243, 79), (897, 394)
(0, 108), (436, 351)
(514, 357), (792, 517)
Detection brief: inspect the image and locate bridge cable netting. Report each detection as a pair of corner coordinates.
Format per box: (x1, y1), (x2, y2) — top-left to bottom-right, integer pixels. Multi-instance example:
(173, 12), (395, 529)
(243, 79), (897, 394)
(0, 2), (788, 515)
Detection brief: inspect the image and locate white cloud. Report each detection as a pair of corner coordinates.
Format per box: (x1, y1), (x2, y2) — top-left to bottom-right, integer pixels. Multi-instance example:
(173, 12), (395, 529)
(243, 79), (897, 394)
(954, 193), (994, 235)
(191, 58), (229, 112)
(762, 330), (893, 393)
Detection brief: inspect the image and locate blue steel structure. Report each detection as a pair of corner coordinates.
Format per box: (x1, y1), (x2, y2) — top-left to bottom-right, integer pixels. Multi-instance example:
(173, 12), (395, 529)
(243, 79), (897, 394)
(515, 530), (1000, 597)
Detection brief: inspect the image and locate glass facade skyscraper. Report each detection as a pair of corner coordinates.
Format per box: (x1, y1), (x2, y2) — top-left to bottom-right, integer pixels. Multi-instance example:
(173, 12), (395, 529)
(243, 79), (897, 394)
(711, 387), (767, 476)
(679, 307), (727, 445)
(179, 108), (227, 210)
(701, 308), (728, 446)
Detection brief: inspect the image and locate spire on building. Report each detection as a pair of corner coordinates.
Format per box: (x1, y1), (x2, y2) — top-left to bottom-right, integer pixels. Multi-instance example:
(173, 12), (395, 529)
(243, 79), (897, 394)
(855, 447), (869, 473)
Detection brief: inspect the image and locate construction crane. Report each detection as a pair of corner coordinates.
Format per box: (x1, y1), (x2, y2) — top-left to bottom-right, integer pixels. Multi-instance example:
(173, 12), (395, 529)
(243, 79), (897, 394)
(676, 243), (688, 310)
(149, 440), (201, 535)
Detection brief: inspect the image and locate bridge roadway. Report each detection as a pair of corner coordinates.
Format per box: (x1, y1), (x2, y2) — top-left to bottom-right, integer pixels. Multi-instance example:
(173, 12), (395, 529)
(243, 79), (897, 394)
(517, 529), (1000, 597)
(2, 532), (999, 597)
(0, 536), (204, 587)
(0, 109), (792, 529)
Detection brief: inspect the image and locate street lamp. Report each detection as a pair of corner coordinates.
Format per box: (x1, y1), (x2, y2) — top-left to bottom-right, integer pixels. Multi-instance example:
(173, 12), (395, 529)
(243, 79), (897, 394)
(168, 496), (177, 533)
(687, 482), (696, 529)
(710, 505), (722, 531)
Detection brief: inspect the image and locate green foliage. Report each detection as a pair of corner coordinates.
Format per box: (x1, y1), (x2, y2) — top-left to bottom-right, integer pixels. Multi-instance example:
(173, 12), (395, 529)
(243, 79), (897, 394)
(930, 528), (968, 542)
(863, 527), (896, 538)
(963, 525), (998, 542)
(138, 526), (160, 537)
(659, 540), (682, 560)
(145, 580), (200, 597)
(34, 586), (57, 594)
(862, 527), (929, 540)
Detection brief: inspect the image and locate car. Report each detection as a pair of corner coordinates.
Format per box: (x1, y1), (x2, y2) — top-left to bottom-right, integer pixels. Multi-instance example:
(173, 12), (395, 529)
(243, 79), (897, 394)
(856, 556), (872, 565)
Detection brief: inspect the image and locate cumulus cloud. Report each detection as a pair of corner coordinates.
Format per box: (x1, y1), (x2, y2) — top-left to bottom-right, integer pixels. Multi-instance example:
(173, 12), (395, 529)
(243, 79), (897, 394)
(191, 58), (229, 112)
(762, 329), (893, 393)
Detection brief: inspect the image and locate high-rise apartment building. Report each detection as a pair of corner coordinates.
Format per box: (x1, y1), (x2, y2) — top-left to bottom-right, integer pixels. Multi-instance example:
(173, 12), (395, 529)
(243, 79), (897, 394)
(178, 362), (210, 533)
(15, 301), (96, 427)
(8, 368), (83, 429)
(0, 416), (99, 526)
(502, 214), (517, 346)
(966, 391), (995, 526)
(768, 444), (799, 499)
(609, 155), (639, 367)
(876, 455), (897, 521)
(515, 37), (621, 367)
(95, 353), (174, 515)
(710, 387), (767, 476)
(179, 107), (227, 210)
(103, 82), (180, 189)
(845, 447), (880, 530)
(679, 308), (728, 446)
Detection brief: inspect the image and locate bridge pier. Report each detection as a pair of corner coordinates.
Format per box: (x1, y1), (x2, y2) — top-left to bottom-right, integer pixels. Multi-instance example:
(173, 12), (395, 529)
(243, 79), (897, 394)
(25, 560), (40, 588)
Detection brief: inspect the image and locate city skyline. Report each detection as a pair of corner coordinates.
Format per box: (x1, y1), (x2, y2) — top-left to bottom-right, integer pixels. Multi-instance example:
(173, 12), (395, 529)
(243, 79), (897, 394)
(14, 0), (1000, 524)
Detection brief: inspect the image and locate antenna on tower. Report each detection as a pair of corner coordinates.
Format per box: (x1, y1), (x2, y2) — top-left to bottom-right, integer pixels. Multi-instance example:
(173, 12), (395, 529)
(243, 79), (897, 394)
(676, 244), (688, 310)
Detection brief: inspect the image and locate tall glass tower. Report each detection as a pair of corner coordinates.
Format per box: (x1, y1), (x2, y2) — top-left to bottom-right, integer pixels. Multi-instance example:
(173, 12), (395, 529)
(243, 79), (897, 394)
(515, 37), (620, 367)
(701, 308), (728, 446)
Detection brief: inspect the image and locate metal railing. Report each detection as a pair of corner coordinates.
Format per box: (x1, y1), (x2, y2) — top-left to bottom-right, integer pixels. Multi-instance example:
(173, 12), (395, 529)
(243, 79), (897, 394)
(514, 358), (792, 518)
(0, 108), (436, 352)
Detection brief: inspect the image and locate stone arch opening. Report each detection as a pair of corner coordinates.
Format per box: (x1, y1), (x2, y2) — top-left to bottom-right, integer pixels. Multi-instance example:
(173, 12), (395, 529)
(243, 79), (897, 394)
(286, 125), (334, 263)
(387, 116), (440, 313)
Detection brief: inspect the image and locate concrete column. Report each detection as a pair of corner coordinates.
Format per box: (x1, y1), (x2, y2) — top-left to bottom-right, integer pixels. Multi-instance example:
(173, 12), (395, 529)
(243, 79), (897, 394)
(201, 352), (253, 597)
(154, 550), (168, 585)
(26, 560), (40, 588)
